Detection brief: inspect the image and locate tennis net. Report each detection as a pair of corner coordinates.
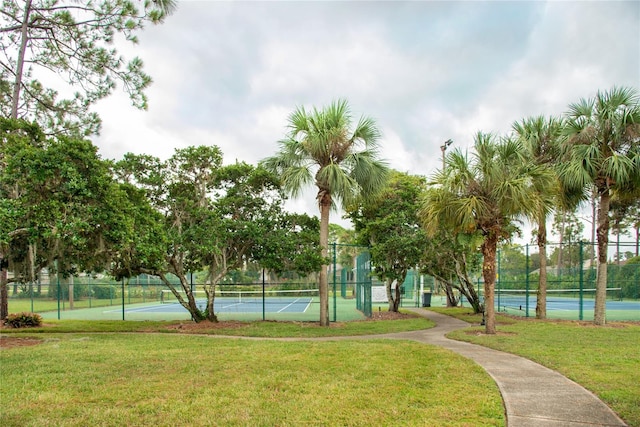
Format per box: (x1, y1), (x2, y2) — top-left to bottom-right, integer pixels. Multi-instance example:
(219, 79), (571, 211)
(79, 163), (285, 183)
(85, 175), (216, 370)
(160, 288), (319, 305)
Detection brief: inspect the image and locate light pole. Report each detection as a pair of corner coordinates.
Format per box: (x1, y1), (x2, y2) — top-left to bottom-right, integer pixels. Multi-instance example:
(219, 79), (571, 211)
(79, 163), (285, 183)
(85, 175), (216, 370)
(438, 138), (453, 307)
(440, 139), (453, 171)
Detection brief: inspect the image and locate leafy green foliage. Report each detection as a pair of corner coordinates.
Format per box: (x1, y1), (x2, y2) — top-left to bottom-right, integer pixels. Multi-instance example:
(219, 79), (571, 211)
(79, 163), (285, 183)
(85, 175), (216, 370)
(4, 311), (42, 328)
(0, 118), (146, 319)
(1, 120), (129, 275)
(113, 147), (322, 322)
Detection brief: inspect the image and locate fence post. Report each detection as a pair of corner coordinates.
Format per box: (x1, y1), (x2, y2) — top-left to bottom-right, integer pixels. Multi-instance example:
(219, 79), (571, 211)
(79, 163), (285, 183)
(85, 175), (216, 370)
(56, 260), (61, 320)
(497, 249), (501, 311)
(332, 242), (337, 322)
(525, 244), (530, 318)
(579, 241), (584, 321)
(121, 278), (125, 321)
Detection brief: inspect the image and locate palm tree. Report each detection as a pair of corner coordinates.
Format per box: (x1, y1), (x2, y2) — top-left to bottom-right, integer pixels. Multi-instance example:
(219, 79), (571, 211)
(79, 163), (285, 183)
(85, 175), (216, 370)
(420, 132), (551, 334)
(512, 116), (564, 319)
(261, 99), (389, 326)
(559, 86), (640, 326)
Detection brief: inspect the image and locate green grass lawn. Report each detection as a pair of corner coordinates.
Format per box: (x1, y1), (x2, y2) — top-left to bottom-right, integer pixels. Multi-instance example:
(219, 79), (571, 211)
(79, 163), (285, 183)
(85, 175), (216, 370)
(3, 309), (638, 426)
(432, 307), (640, 427)
(0, 326), (504, 426)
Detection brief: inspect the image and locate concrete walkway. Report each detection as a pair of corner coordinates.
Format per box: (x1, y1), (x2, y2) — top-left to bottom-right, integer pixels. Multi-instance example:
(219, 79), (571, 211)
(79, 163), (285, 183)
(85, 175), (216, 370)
(378, 309), (628, 427)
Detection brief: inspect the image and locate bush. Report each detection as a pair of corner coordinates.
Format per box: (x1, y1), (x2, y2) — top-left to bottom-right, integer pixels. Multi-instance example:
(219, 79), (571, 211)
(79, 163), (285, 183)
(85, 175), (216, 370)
(4, 312), (43, 328)
(92, 285), (116, 299)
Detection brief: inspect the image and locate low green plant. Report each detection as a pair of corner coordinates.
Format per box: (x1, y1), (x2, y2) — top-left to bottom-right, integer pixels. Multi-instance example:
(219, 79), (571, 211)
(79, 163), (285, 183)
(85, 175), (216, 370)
(4, 312), (43, 328)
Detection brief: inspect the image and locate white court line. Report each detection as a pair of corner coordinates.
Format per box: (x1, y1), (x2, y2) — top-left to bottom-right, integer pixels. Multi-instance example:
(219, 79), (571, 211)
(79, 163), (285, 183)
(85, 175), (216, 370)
(303, 300), (312, 313)
(219, 302), (244, 310)
(278, 298), (313, 313)
(278, 298), (302, 313)
(103, 304), (170, 314)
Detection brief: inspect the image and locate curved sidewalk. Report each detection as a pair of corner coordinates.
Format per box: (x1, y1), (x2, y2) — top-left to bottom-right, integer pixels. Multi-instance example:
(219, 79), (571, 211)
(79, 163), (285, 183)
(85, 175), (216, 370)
(384, 309), (627, 427)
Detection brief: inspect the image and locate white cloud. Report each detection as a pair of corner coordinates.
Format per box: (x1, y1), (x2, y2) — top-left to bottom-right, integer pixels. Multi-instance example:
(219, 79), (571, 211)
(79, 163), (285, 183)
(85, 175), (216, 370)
(82, 0), (639, 234)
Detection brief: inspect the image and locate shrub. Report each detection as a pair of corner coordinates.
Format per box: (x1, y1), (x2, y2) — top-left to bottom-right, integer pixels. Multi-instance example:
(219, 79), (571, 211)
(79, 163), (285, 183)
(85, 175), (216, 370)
(4, 312), (43, 328)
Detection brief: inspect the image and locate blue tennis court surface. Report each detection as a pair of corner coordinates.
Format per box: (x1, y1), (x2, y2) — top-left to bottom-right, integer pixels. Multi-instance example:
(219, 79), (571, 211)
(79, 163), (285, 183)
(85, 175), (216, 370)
(112, 297), (314, 315)
(457, 291), (640, 321)
(494, 297), (640, 312)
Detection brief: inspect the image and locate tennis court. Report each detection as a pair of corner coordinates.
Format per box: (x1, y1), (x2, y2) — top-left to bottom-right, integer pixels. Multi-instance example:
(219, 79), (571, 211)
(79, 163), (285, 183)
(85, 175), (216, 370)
(470, 288), (640, 321)
(126, 292), (314, 315)
(37, 288), (368, 322)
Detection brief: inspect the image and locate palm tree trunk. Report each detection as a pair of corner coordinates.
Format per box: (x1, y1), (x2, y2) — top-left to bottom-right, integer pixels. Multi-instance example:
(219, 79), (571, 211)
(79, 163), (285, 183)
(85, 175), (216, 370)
(318, 199), (331, 326)
(481, 233), (499, 334)
(594, 190), (611, 326)
(536, 215), (547, 319)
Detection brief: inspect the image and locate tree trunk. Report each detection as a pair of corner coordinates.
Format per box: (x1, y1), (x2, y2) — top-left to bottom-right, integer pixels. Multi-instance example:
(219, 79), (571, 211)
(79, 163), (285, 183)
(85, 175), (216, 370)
(386, 279), (395, 312)
(481, 234), (498, 334)
(454, 256), (482, 313)
(594, 190), (611, 326)
(318, 197), (331, 326)
(444, 282), (458, 307)
(387, 276), (404, 313)
(11, 0), (32, 118)
(158, 270), (206, 322)
(68, 275), (74, 310)
(536, 216), (547, 319)
(0, 260), (7, 320)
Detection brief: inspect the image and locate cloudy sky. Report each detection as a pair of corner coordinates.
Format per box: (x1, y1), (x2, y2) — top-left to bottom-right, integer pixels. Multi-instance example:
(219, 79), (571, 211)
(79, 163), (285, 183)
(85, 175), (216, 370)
(93, 0), (640, 230)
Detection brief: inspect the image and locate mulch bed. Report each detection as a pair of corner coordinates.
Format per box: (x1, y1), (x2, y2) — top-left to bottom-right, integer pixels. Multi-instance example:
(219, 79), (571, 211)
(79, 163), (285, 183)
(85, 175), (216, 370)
(0, 336), (44, 350)
(0, 311), (414, 347)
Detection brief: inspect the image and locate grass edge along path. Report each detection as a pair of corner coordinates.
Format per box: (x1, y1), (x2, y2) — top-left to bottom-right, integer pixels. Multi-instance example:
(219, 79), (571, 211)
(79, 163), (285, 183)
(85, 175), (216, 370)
(0, 318), (506, 426)
(430, 307), (640, 427)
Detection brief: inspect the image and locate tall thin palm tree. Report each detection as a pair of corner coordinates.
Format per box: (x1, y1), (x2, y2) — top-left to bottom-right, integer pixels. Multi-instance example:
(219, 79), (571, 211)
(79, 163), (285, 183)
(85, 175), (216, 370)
(559, 86), (640, 325)
(512, 116), (564, 319)
(261, 99), (389, 326)
(420, 132), (551, 334)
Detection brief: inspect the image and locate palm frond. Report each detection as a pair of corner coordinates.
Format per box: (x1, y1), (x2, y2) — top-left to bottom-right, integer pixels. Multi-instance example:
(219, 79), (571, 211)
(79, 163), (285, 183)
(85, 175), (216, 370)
(557, 157), (595, 192)
(566, 97), (594, 121)
(316, 163), (356, 209)
(602, 153), (634, 187)
(351, 115), (381, 148)
(281, 166), (314, 198)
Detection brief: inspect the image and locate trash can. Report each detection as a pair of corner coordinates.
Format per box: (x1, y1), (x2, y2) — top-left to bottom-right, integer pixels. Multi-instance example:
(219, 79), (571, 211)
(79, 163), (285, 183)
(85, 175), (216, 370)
(422, 291), (432, 307)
